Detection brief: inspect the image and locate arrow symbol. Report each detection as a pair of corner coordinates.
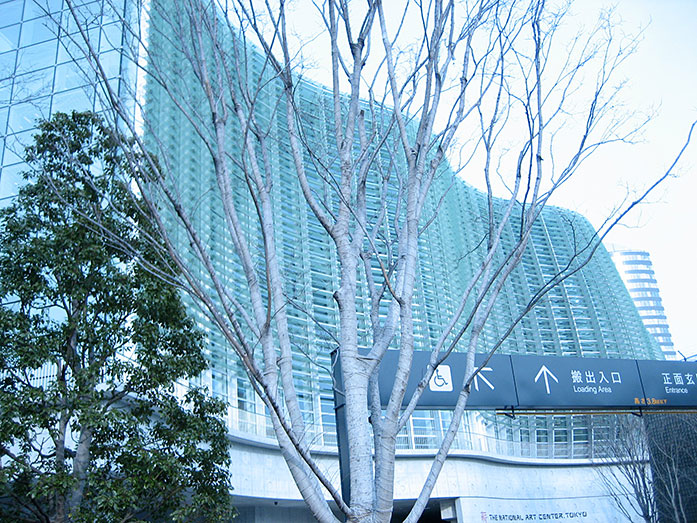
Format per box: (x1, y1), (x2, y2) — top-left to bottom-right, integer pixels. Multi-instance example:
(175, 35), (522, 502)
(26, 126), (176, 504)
(534, 365), (558, 394)
(473, 367), (495, 391)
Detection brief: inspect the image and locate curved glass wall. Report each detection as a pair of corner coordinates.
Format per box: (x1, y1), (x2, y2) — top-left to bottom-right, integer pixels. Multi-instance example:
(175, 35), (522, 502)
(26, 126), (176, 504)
(143, 5), (662, 460)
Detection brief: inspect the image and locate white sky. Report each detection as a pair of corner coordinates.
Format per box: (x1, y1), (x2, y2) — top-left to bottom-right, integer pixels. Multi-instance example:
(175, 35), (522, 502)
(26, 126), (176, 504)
(552, 0), (697, 357)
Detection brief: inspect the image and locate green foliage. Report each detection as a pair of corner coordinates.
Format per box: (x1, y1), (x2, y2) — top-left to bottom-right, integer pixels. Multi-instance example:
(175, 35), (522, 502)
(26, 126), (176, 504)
(0, 112), (234, 522)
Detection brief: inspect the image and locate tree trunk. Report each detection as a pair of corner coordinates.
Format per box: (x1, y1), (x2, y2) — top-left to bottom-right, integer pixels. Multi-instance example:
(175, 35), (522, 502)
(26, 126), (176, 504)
(68, 425), (94, 517)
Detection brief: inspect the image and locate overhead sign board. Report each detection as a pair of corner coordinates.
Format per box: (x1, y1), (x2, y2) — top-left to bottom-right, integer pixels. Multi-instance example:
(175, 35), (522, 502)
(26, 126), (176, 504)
(636, 360), (697, 407)
(363, 350), (697, 411)
(375, 350), (517, 409)
(511, 355), (643, 409)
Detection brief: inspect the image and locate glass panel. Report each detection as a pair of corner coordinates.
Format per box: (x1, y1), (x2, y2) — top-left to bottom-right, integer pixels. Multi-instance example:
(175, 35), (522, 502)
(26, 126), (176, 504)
(51, 86), (93, 113)
(98, 49), (119, 78)
(211, 369), (227, 400)
(20, 16), (57, 47)
(55, 26), (98, 62)
(0, 1), (24, 28)
(2, 134), (30, 169)
(99, 22), (122, 53)
(0, 146), (22, 168)
(0, 23), (20, 53)
(62, 6), (100, 36)
(0, 163), (24, 202)
(23, 0), (64, 20)
(0, 75), (13, 105)
(56, 35), (83, 64)
(0, 50), (18, 79)
(7, 97), (49, 133)
(16, 39), (58, 73)
(99, 2), (127, 25)
(54, 59), (88, 92)
(11, 67), (54, 100)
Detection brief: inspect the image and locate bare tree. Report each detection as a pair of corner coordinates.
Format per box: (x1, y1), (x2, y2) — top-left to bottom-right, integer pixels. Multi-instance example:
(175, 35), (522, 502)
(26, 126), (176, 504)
(46, 0), (696, 521)
(597, 413), (697, 523)
(644, 414), (697, 523)
(596, 414), (658, 523)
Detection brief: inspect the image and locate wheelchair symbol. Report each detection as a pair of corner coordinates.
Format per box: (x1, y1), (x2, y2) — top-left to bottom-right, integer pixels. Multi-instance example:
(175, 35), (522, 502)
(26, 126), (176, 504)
(434, 370), (448, 387)
(429, 365), (453, 392)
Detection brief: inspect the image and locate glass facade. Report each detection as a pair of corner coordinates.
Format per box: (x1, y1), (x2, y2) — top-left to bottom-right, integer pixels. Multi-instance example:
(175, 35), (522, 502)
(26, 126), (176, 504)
(143, 6), (662, 459)
(0, 0), (134, 202)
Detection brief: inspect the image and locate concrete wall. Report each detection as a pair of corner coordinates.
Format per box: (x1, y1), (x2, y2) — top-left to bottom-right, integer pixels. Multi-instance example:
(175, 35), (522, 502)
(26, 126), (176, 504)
(229, 434), (639, 522)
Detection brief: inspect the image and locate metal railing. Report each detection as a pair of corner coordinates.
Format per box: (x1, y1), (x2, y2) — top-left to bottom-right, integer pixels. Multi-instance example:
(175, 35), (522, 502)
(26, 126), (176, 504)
(221, 403), (610, 460)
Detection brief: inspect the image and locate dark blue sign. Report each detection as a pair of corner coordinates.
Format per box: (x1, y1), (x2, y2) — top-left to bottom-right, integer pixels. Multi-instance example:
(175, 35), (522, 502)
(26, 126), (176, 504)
(511, 355), (643, 409)
(636, 360), (697, 407)
(375, 350), (516, 409)
(363, 351), (697, 410)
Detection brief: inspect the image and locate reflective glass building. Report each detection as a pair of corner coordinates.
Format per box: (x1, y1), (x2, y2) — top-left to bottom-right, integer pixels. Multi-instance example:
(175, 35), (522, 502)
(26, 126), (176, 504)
(0, 0), (134, 202)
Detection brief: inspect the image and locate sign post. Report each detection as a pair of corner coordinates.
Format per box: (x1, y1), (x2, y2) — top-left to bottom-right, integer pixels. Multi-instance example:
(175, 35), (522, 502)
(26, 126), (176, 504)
(330, 349), (351, 512)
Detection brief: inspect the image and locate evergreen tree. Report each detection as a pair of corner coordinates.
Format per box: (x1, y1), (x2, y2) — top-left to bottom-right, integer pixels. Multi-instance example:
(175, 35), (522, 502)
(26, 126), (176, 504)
(0, 112), (234, 523)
